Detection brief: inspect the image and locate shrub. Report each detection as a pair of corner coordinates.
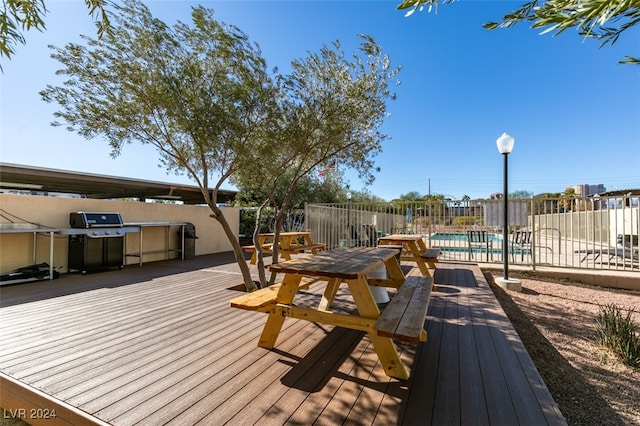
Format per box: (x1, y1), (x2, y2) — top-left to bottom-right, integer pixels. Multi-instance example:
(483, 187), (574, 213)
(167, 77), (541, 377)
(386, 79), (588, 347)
(596, 304), (640, 369)
(452, 217), (478, 226)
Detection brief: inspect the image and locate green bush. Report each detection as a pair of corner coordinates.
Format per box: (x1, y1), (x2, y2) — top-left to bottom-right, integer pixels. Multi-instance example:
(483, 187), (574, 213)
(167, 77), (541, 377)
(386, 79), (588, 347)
(452, 216), (478, 226)
(596, 304), (640, 369)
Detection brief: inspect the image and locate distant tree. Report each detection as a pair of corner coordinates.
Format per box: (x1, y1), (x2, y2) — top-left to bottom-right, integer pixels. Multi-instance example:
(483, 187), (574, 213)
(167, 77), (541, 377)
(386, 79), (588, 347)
(0, 0), (111, 64)
(396, 191), (424, 201)
(235, 165), (348, 209)
(561, 186), (577, 211)
(347, 188), (387, 203)
(397, 0), (639, 64)
(423, 193), (446, 201)
(40, 0), (276, 292)
(510, 190), (534, 199)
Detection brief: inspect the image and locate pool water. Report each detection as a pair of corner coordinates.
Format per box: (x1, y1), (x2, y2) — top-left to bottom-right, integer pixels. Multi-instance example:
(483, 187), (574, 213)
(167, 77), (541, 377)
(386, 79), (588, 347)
(438, 246), (530, 255)
(429, 232), (531, 256)
(430, 232), (501, 243)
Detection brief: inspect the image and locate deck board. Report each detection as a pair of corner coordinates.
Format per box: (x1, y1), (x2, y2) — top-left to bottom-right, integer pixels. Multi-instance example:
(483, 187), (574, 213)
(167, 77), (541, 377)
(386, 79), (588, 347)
(0, 252), (566, 425)
(433, 286), (460, 425)
(457, 270), (490, 425)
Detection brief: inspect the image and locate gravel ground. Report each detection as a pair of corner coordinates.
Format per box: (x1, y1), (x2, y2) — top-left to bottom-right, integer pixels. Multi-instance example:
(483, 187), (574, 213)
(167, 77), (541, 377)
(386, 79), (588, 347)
(487, 271), (640, 426)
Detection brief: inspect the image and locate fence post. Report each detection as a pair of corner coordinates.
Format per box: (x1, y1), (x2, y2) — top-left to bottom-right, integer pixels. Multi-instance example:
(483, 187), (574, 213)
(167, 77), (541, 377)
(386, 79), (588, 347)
(531, 198), (536, 271)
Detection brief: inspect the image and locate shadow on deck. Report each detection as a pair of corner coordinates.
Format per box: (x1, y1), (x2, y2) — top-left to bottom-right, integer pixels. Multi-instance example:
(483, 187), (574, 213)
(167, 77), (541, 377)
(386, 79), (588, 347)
(0, 253), (566, 425)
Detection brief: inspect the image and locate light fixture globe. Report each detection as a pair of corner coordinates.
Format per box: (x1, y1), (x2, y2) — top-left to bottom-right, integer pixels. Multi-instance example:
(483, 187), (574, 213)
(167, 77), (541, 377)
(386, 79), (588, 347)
(496, 132), (515, 154)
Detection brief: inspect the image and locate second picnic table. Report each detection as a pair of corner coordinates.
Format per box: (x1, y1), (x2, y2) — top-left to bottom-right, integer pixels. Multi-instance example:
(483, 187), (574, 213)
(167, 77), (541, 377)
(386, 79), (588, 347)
(378, 234), (440, 277)
(230, 247), (434, 380)
(243, 231), (325, 264)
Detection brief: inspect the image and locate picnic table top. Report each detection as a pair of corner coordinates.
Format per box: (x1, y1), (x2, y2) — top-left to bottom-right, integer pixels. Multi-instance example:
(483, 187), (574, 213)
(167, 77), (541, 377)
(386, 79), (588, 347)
(268, 247), (399, 279)
(259, 231), (311, 237)
(379, 234), (424, 241)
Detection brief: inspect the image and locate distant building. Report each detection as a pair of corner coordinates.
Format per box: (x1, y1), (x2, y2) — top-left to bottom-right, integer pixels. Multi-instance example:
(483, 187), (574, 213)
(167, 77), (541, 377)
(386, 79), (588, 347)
(572, 184), (606, 197)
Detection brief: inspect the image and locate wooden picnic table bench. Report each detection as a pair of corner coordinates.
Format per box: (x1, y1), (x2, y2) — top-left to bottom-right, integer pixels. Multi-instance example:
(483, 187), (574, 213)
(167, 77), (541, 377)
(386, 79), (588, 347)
(230, 276), (322, 311)
(375, 276), (433, 343)
(230, 247), (434, 380)
(280, 242), (326, 255)
(421, 247), (441, 269)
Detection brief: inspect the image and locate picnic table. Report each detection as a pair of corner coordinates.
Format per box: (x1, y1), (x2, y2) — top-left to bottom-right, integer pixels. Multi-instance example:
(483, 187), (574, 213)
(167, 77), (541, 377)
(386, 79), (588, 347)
(230, 247), (434, 380)
(242, 231), (325, 264)
(378, 234), (440, 277)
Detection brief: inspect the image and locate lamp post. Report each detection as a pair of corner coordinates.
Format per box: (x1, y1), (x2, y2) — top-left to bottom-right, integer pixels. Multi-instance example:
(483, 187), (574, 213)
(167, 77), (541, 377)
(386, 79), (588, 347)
(495, 132), (521, 291)
(346, 191), (352, 247)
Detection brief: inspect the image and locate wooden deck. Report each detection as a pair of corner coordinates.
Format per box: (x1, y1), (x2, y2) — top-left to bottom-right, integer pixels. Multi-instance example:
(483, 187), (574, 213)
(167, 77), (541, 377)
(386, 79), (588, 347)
(0, 252), (566, 425)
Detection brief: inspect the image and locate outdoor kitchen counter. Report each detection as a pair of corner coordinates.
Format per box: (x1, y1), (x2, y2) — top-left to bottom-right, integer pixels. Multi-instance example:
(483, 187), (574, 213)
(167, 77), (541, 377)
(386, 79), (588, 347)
(1, 223), (59, 280)
(124, 222), (188, 266)
(57, 227), (139, 236)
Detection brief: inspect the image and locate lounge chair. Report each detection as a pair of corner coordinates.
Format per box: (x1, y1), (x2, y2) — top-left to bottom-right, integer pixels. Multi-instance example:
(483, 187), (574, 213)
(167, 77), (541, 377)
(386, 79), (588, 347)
(576, 235), (639, 267)
(577, 247), (638, 266)
(511, 229), (532, 262)
(360, 224), (379, 247)
(467, 230), (493, 261)
(344, 224), (360, 247)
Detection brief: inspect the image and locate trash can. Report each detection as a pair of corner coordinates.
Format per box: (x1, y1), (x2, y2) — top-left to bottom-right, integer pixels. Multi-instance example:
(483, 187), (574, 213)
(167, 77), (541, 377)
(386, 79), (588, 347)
(182, 222), (198, 259)
(370, 286), (390, 304)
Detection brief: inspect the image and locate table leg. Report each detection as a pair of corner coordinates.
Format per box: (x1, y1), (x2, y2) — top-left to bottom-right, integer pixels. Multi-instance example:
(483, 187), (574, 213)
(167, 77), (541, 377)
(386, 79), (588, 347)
(408, 242), (431, 276)
(368, 334), (409, 380)
(250, 235), (271, 264)
(139, 228), (143, 267)
(346, 278), (409, 380)
(279, 251), (292, 261)
(258, 273), (302, 348)
(48, 231), (54, 280)
(383, 256), (406, 288)
(319, 277), (341, 310)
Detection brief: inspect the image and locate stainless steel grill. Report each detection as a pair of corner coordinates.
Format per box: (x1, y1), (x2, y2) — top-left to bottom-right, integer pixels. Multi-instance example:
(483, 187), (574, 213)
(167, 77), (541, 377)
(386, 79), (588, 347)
(63, 212), (138, 273)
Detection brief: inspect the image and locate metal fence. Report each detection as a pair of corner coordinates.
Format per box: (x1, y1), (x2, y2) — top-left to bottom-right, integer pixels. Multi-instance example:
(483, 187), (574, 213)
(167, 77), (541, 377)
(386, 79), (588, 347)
(304, 196), (639, 272)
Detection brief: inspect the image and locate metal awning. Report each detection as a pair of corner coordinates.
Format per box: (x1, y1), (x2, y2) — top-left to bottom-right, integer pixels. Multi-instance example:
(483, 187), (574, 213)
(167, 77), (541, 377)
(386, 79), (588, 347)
(0, 163), (236, 205)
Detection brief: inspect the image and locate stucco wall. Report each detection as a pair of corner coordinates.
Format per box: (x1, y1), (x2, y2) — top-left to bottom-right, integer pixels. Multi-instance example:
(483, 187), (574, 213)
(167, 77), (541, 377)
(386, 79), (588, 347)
(0, 194), (238, 273)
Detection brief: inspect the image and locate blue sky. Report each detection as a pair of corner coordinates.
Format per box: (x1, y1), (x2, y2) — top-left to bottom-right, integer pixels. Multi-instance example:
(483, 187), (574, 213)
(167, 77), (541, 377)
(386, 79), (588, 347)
(2, 0), (639, 201)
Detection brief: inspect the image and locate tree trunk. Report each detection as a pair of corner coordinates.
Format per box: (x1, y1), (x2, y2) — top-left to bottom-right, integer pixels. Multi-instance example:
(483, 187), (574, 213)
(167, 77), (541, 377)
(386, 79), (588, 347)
(268, 211), (287, 286)
(253, 201), (268, 288)
(208, 204), (258, 292)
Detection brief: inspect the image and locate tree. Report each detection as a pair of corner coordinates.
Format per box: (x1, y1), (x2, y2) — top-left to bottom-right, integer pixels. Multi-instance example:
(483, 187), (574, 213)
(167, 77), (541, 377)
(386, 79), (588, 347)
(395, 191), (424, 202)
(233, 35), (399, 284)
(0, 0), (111, 63)
(41, 0), (276, 292)
(397, 0), (640, 64)
(235, 172), (347, 208)
(510, 190), (534, 199)
(41, 0), (398, 291)
(561, 186), (577, 211)
(346, 188), (387, 203)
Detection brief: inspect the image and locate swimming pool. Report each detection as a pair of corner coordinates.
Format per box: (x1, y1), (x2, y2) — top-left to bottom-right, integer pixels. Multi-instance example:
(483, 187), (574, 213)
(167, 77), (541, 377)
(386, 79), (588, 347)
(437, 246), (502, 254)
(430, 232), (501, 243)
(429, 232), (532, 258)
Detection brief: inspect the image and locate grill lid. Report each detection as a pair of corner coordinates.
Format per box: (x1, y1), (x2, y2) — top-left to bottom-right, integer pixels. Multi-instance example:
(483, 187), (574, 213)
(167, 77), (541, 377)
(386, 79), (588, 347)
(70, 212), (123, 228)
